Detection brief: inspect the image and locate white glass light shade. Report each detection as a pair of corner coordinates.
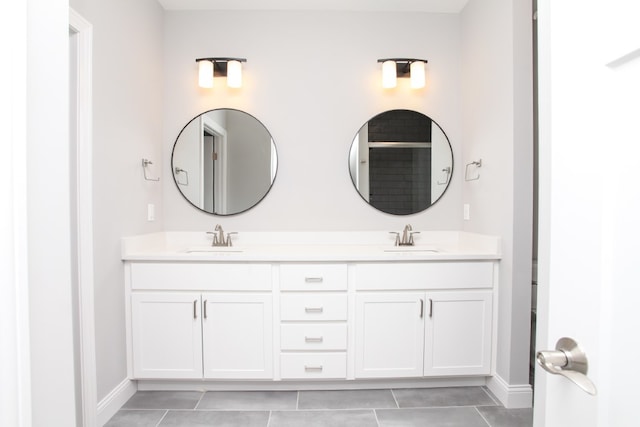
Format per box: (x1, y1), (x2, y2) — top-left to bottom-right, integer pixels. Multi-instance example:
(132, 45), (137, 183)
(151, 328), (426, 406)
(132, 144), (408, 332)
(382, 60), (397, 88)
(198, 60), (214, 88)
(410, 60), (426, 89)
(226, 60), (242, 88)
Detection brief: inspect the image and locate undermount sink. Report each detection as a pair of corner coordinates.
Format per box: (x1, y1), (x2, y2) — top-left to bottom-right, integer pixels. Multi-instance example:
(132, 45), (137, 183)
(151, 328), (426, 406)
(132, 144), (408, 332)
(383, 246), (440, 253)
(183, 246), (244, 253)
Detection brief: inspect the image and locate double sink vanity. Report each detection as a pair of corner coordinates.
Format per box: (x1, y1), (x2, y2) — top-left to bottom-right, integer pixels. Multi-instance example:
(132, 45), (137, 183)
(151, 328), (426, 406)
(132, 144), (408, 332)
(122, 229), (501, 390)
(125, 107), (502, 391)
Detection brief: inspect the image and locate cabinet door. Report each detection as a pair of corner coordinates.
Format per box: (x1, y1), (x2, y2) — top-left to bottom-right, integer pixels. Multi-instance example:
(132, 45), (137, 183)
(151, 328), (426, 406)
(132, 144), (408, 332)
(131, 292), (203, 379)
(355, 292), (425, 378)
(424, 291), (493, 376)
(202, 293), (273, 379)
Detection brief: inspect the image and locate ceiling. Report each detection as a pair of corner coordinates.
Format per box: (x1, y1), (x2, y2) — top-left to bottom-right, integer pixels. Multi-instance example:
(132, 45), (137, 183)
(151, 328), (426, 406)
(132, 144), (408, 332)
(157, 0), (470, 13)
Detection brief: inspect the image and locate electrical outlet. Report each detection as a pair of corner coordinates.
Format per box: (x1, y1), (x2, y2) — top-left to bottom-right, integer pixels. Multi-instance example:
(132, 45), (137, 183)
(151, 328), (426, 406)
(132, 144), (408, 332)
(463, 203), (470, 220)
(147, 203), (155, 221)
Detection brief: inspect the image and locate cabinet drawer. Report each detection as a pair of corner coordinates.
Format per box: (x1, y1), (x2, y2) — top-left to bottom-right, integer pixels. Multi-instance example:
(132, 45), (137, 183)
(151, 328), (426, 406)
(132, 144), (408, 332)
(130, 263), (272, 291)
(280, 264), (347, 291)
(281, 324), (347, 351)
(280, 293), (347, 321)
(354, 262), (494, 290)
(280, 353), (347, 379)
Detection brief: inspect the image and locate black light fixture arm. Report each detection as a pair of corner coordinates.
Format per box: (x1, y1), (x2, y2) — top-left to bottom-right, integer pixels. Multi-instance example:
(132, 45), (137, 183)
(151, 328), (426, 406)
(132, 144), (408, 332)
(377, 58), (428, 75)
(195, 57), (247, 63)
(196, 57), (247, 76)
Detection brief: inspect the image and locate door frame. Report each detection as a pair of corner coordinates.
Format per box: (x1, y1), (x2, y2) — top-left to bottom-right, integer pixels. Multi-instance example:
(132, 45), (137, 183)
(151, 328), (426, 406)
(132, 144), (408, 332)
(1, 0), (31, 424)
(201, 114), (228, 214)
(69, 8), (98, 427)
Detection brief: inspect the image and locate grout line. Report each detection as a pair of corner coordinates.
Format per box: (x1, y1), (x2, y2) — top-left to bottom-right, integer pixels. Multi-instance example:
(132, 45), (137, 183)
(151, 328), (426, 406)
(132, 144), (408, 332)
(373, 409), (381, 427)
(481, 386), (500, 406)
(277, 407), (397, 412)
(296, 390), (300, 410)
(474, 406), (493, 427)
(390, 389), (400, 408)
(266, 410), (272, 427)
(194, 391), (206, 410)
(155, 409), (169, 427)
(168, 408), (286, 412)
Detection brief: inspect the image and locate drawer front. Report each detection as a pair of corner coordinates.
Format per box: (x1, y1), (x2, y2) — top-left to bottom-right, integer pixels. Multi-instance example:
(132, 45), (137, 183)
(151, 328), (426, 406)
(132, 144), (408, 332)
(280, 293), (347, 321)
(130, 263), (272, 291)
(354, 262), (494, 290)
(281, 324), (347, 351)
(280, 264), (347, 291)
(280, 353), (347, 379)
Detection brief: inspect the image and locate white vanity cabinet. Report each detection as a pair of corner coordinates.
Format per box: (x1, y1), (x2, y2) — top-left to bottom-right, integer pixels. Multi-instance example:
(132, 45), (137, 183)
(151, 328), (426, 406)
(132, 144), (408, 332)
(122, 233), (501, 387)
(355, 292), (425, 378)
(278, 264), (349, 379)
(201, 293), (273, 379)
(127, 262), (273, 380)
(131, 292), (203, 379)
(354, 262), (495, 379)
(423, 290), (492, 376)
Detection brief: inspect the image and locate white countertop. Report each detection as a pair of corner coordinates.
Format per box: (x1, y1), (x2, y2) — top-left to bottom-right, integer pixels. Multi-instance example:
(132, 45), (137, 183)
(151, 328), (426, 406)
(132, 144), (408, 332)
(121, 231), (502, 262)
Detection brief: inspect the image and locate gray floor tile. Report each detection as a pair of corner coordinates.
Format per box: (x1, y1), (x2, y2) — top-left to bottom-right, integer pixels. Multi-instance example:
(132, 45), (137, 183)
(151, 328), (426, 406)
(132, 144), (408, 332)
(270, 410), (378, 427)
(122, 391), (203, 410)
(298, 389), (397, 410)
(158, 410), (269, 427)
(377, 407), (490, 427)
(477, 406), (533, 427)
(393, 387), (496, 408)
(104, 409), (166, 427)
(197, 390), (297, 410)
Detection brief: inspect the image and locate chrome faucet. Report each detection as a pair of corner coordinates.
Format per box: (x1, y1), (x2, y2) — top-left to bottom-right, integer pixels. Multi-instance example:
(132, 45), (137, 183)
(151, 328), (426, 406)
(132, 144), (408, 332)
(207, 224), (237, 247)
(391, 224), (420, 246)
(401, 224), (412, 245)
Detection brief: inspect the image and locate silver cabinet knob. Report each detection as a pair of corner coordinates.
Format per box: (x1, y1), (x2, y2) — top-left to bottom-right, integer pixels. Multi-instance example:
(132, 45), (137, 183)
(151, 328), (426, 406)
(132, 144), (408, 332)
(536, 337), (597, 395)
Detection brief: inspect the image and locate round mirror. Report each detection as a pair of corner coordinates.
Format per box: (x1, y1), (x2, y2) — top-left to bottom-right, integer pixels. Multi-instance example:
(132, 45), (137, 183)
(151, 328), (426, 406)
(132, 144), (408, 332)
(348, 110), (453, 215)
(171, 109), (277, 215)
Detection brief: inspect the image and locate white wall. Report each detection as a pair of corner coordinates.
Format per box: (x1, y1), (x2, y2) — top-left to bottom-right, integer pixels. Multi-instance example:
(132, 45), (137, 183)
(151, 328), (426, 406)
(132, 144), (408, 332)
(162, 11), (464, 231)
(172, 117), (202, 205)
(461, 0), (533, 392)
(226, 111), (273, 214)
(69, 0), (165, 402)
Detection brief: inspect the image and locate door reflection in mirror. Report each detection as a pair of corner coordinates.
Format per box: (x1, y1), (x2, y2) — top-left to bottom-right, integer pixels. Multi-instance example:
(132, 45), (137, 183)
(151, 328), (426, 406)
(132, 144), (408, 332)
(349, 110), (453, 215)
(171, 109), (277, 215)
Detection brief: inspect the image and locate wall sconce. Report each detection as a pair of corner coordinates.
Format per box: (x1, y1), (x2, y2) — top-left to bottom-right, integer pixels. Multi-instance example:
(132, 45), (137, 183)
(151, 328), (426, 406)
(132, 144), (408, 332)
(196, 57), (247, 88)
(377, 58), (428, 89)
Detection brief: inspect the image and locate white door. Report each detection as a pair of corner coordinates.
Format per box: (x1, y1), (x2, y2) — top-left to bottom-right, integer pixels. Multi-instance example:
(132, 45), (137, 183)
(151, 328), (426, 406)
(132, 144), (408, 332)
(535, 1), (640, 425)
(355, 292), (425, 378)
(131, 292), (203, 379)
(202, 293), (273, 379)
(424, 291), (492, 377)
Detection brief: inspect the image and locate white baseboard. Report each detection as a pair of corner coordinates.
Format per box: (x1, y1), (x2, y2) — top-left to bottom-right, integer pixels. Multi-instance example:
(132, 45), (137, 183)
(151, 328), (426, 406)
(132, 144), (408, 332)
(97, 379), (137, 426)
(486, 375), (533, 408)
(136, 377), (486, 391)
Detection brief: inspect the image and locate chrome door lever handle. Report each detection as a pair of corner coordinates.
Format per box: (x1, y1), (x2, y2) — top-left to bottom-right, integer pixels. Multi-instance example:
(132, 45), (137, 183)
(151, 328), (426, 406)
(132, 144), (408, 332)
(536, 337), (597, 395)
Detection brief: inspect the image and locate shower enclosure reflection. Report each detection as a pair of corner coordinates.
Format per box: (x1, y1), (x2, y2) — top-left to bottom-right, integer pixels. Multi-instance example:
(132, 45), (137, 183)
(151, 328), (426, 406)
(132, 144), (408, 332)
(171, 109), (277, 215)
(349, 110), (453, 215)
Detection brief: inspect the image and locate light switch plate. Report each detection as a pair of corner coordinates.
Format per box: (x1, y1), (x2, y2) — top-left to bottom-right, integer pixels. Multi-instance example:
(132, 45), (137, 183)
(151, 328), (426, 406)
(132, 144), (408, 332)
(147, 203), (155, 221)
(463, 203), (470, 220)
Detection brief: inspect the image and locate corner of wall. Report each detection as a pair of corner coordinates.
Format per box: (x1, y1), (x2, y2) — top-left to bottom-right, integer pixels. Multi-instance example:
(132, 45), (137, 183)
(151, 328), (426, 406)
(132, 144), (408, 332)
(486, 374), (533, 409)
(97, 379), (137, 426)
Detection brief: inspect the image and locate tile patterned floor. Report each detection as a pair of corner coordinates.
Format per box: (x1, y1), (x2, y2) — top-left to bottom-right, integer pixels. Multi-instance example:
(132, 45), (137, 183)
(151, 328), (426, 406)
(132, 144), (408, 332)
(106, 387), (533, 427)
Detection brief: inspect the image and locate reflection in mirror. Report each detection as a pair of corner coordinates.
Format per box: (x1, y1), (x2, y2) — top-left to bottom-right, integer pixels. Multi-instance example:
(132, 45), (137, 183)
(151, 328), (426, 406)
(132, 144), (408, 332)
(349, 110), (453, 215)
(171, 109), (277, 215)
